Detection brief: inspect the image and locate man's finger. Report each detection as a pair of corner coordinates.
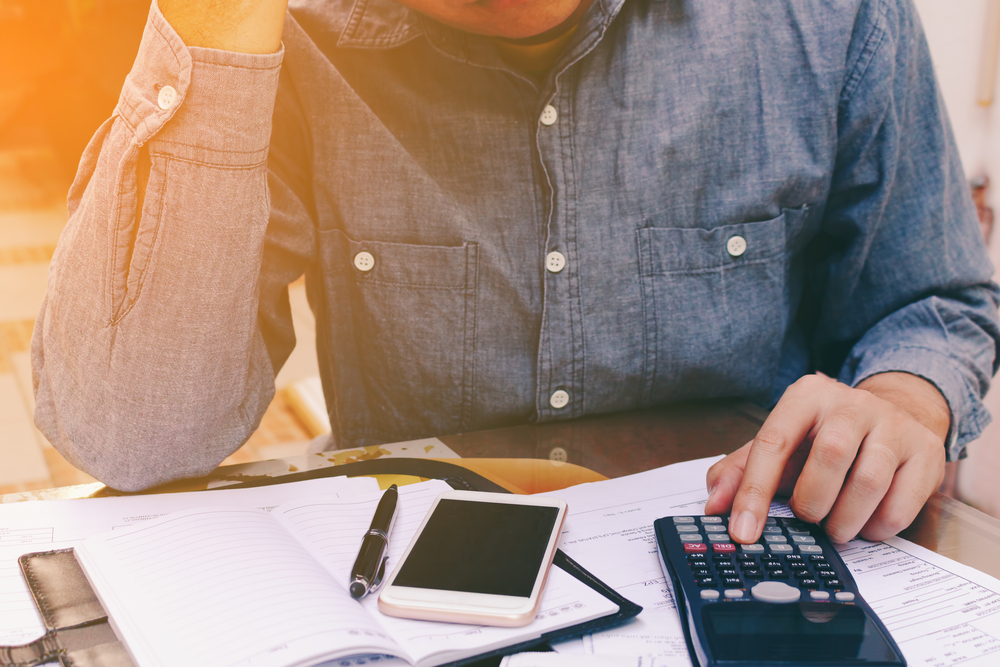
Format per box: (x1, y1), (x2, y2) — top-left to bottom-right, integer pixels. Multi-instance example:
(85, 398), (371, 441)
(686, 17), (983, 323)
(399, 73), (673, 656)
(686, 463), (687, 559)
(820, 435), (899, 542)
(704, 443), (751, 515)
(789, 399), (875, 524)
(729, 375), (830, 543)
(858, 442), (944, 543)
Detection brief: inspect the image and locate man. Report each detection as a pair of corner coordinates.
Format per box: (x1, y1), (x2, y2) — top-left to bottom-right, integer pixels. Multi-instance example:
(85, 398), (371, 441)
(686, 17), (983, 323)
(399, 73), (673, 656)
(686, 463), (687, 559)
(31, 0), (1000, 547)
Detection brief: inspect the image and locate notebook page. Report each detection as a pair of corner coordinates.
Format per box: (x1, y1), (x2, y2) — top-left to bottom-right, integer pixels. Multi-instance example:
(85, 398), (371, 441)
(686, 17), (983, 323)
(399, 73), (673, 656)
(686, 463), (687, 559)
(77, 507), (406, 667)
(274, 481), (619, 667)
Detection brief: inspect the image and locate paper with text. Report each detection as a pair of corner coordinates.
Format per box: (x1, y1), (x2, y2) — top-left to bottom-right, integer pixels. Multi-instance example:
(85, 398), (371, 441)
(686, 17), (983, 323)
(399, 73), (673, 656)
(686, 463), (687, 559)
(545, 456), (1000, 667)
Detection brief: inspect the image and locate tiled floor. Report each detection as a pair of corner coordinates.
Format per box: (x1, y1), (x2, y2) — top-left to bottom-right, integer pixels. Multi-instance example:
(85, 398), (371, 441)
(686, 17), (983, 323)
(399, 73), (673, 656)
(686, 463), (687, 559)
(0, 147), (315, 495)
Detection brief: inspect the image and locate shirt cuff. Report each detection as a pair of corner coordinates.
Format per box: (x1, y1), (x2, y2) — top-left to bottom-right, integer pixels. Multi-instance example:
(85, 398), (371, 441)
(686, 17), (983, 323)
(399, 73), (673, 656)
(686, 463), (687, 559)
(115, 0), (284, 166)
(840, 345), (990, 461)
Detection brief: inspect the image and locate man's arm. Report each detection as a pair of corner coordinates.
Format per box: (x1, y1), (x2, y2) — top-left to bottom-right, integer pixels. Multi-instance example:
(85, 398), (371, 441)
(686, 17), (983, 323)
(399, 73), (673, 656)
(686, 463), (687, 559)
(704, 0), (1000, 543)
(31, 0), (300, 491)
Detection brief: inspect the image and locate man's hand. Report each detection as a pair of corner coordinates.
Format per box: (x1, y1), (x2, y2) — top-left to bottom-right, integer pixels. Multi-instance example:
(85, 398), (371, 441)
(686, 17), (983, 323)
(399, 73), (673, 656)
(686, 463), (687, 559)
(705, 373), (949, 544)
(159, 0), (289, 53)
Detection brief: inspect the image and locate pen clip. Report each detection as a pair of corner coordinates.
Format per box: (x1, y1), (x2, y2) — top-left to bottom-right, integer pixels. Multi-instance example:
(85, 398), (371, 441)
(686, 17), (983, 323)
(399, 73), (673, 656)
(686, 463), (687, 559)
(369, 556), (389, 594)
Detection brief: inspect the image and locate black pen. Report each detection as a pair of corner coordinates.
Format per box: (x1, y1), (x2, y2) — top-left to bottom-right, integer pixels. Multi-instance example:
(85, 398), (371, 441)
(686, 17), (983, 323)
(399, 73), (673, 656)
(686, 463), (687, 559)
(349, 484), (399, 599)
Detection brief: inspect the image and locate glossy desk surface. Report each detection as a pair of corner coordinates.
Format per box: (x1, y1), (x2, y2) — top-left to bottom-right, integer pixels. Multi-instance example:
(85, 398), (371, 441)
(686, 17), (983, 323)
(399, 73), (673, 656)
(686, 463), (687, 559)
(5, 399), (999, 579)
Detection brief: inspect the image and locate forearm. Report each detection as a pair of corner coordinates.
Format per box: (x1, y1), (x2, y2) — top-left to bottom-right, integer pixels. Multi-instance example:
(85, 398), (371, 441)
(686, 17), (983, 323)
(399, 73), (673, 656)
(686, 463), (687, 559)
(32, 4), (284, 491)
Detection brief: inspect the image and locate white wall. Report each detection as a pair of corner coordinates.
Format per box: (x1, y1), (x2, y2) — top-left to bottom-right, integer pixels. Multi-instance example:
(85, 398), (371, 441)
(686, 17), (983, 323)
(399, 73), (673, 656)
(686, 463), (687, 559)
(914, 0), (1000, 516)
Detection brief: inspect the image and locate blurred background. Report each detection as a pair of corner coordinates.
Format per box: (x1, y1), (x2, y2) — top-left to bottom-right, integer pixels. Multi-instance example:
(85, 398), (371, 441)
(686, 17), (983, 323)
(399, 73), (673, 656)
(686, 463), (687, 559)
(3, 0), (1000, 519)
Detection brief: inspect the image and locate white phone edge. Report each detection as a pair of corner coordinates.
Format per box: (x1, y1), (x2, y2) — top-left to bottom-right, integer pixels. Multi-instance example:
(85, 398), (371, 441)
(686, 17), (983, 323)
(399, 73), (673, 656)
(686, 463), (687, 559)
(377, 490), (568, 627)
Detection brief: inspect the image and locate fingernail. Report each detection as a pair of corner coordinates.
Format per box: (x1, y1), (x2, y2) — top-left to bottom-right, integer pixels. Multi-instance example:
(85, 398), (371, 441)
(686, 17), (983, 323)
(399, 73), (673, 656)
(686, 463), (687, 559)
(707, 484), (718, 502)
(732, 511), (758, 543)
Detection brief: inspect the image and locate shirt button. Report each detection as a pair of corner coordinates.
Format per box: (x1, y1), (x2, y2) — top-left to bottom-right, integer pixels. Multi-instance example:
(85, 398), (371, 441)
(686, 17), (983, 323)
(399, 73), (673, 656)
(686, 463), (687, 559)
(540, 105), (558, 126)
(545, 251), (566, 273)
(550, 390), (570, 409)
(353, 251), (375, 272)
(726, 235), (747, 257)
(157, 85), (177, 111)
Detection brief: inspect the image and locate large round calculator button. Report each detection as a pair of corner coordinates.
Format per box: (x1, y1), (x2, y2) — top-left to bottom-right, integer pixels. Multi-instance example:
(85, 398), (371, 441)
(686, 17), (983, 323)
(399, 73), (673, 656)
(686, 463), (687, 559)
(810, 591), (830, 601)
(835, 592), (855, 602)
(750, 581), (802, 604)
(700, 589), (720, 600)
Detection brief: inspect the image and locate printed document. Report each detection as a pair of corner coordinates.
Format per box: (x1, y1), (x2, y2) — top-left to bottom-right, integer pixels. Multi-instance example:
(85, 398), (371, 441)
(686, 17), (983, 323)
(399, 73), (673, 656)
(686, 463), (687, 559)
(543, 456), (1000, 666)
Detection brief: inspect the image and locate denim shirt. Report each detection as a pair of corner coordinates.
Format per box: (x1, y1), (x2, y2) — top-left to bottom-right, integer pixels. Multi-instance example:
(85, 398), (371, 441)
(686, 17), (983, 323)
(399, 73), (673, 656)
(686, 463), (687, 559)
(32, 0), (1000, 490)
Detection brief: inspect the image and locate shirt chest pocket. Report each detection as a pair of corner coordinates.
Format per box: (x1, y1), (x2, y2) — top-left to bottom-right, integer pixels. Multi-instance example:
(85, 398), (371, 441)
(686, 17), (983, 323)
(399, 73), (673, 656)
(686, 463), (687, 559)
(317, 229), (478, 442)
(636, 209), (798, 404)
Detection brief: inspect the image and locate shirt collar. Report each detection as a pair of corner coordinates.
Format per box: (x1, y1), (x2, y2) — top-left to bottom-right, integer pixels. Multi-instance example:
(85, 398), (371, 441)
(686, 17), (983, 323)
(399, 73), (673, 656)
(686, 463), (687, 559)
(336, 0), (629, 61)
(337, 0), (424, 49)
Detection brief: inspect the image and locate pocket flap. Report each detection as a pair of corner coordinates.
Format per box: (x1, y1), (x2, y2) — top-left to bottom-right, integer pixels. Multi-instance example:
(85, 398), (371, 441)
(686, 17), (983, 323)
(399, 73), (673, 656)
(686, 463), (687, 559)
(326, 229), (475, 288)
(637, 211), (791, 275)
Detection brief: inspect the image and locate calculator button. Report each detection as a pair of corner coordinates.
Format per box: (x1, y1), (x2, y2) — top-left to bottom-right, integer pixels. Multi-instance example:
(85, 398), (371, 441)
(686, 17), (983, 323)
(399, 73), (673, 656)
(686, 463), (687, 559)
(790, 564), (809, 573)
(700, 589), (720, 600)
(760, 553), (779, 562)
(741, 544), (765, 554)
(791, 535), (816, 544)
(764, 561), (783, 570)
(673, 517), (696, 523)
(723, 577), (743, 588)
(678, 534), (703, 542)
(824, 579), (843, 589)
(712, 554), (732, 562)
(718, 568), (738, 577)
(697, 578), (717, 588)
(703, 525), (727, 533)
(810, 591), (830, 600)
(784, 554), (803, 562)
(761, 526), (783, 534)
(809, 555), (827, 563)
(738, 560), (757, 569)
(684, 543), (708, 553)
(707, 534), (732, 542)
(799, 578), (819, 589)
(676, 525), (699, 532)
(764, 517), (777, 525)
(794, 570), (813, 579)
(798, 545), (823, 554)
(764, 535), (788, 543)
(835, 592), (855, 602)
(769, 544), (794, 554)
(742, 569), (764, 579)
(785, 526), (810, 534)
(767, 569), (789, 579)
(700, 516), (724, 523)
(817, 571), (838, 579)
(691, 567), (710, 576)
(712, 543), (736, 554)
(687, 554), (707, 562)
(724, 589), (744, 598)
(750, 581), (801, 604)
(781, 518), (806, 526)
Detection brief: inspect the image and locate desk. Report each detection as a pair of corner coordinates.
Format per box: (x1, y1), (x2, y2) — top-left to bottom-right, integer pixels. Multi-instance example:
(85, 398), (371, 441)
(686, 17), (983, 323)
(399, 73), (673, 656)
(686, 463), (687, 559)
(5, 399), (1000, 579)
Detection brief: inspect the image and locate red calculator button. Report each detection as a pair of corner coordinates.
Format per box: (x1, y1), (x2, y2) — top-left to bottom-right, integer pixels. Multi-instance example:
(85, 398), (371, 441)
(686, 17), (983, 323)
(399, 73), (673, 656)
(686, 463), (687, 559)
(713, 543), (736, 554)
(684, 542), (708, 553)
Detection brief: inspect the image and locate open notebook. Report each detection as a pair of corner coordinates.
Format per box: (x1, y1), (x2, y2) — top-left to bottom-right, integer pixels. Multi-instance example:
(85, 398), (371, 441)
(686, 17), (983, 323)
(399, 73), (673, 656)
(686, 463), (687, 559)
(72, 480), (622, 667)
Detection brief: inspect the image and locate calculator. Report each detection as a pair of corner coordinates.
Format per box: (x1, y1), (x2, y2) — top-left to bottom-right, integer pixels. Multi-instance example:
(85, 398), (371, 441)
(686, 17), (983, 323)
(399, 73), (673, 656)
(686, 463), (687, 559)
(654, 515), (906, 666)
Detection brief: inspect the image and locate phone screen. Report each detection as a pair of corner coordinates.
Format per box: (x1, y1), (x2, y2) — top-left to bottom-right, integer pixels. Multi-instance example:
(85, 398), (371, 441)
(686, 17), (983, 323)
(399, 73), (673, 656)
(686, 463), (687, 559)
(392, 499), (560, 597)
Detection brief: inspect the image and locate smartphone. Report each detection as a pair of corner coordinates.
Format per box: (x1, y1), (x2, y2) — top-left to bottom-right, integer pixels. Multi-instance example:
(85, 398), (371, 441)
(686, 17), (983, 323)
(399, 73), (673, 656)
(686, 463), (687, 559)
(377, 490), (567, 627)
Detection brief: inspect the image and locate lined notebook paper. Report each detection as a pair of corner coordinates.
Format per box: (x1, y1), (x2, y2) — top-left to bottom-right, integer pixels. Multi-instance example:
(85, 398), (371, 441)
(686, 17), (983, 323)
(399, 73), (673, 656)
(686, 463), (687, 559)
(75, 480), (618, 667)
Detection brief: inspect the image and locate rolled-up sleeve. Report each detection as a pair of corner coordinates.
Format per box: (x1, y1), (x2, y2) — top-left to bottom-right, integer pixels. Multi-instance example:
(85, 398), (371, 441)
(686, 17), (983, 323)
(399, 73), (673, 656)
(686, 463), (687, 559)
(32, 1), (288, 490)
(813, 0), (1000, 459)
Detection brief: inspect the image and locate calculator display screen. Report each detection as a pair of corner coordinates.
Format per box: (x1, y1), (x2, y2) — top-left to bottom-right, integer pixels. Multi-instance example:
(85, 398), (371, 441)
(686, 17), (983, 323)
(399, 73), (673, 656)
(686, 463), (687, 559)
(392, 500), (560, 597)
(703, 601), (902, 663)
